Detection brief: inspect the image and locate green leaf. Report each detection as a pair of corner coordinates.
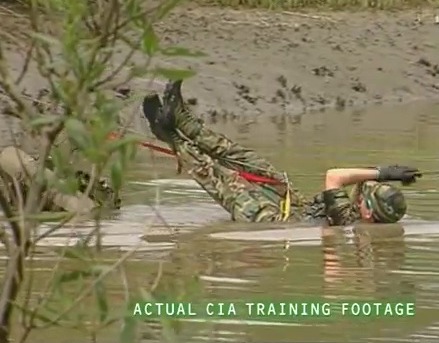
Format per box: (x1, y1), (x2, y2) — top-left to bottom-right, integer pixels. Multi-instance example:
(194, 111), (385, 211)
(2, 211), (69, 224)
(127, 142), (137, 160)
(57, 270), (92, 284)
(102, 317), (120, 328)
(29, 115), (61, 128)
(142, 26), (159, 57)
(12, 303), (59, 326)
(128, 65), (150, 79)
(160, 47), (206, 58)
(55, 246), (89, 261)
(30, 32), (60, 47)
(139, 289), (177, 343)
(139, 288), (154, 302)
(45, 0), (68, 11)
(50, 147), (64, 166)
(107, 135), (141, 154)
(110, 159), (123, 192)
(84, 61), (106, 86)
(55, 177), (80, 195)
(153, 67), (196, 81)
(65, 118), (91, 151)
(155, 0), (181, 20)
(120, 296), (147, 343)
(120, 314), (137, 343)
(95, 281), (109, 323)
(89, 264), (113, 276)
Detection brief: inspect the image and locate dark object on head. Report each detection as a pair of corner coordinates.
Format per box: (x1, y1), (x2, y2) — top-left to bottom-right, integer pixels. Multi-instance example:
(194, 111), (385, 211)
(362, 182), (407, 223)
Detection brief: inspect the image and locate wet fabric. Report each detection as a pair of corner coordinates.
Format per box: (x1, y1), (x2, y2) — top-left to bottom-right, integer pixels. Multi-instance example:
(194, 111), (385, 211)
(322, 188), (361, 226)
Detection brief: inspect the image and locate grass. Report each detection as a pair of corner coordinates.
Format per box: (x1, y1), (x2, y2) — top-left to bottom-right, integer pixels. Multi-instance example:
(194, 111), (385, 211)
(193, 0), (439, 10)
(1, 0), (438, 14)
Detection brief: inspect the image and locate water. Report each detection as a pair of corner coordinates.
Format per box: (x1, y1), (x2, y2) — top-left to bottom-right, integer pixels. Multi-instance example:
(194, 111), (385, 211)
(5, 101), (439, 343)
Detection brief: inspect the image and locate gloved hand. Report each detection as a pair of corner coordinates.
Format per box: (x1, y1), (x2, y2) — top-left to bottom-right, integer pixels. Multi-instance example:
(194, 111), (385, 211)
(376, 165), (422, 185)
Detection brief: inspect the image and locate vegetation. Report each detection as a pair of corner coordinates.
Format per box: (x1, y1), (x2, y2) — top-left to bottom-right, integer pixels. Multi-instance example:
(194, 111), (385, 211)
(203, 0), (437, 10)
(196, 0), (439, 10)
(0, 0), (203, 342)
(0, 0), (435, 341)
(2, 0), (439, 11)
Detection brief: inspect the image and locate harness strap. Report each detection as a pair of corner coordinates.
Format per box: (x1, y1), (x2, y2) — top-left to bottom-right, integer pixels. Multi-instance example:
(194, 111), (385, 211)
(279, 172), (291, 221)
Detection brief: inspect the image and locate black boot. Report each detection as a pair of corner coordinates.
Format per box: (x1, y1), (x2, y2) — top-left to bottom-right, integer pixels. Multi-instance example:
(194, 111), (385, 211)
(161, 79), (205, 141)
(142, 93), (170, 143)
(161, 79), (185, 131)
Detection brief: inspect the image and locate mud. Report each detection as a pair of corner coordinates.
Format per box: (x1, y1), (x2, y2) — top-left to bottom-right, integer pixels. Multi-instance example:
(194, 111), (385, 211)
(1, 6), (439, 136)
(151, 7), (439, 117)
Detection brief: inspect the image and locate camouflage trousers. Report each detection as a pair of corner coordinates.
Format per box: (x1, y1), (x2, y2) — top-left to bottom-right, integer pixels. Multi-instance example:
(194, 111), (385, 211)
(169, 115), (309, 222)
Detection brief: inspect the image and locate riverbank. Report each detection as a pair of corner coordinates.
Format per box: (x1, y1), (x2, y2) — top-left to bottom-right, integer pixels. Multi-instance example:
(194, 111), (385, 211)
(0, 4), (438, 125)
(152, 6), (439, 118)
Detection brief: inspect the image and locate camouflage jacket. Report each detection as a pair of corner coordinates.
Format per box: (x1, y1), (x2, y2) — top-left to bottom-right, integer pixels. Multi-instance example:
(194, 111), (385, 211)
(302, 188), (361, 226)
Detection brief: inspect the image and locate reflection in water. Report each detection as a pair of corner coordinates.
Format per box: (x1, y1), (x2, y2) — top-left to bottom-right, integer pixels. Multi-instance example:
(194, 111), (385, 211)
(321, 224), (410, 299)
(132, 222), (439, 343)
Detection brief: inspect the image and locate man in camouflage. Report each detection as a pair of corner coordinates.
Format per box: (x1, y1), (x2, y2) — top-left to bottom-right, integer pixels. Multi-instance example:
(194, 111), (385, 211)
(0, 87), (121, 214)
(0, 147), (120, 214)
(142, 80), (421, 226)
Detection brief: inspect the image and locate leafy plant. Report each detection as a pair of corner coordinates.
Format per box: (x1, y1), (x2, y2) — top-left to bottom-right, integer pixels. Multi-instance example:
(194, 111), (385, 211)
(0, 0), (203, 342)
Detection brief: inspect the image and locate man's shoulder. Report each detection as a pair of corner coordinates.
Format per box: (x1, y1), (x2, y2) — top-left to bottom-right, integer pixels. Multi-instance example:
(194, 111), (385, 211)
(321, 188), (350, 203)
(321, 188), (360, 226)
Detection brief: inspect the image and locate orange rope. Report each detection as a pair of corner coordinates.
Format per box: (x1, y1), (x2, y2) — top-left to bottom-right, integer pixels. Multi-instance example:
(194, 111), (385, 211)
(108, 132), (283, 185)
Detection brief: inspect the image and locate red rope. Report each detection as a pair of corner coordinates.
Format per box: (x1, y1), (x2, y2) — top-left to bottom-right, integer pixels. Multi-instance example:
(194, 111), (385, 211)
(109, 132), (283, 185)
(237, 171), (282, 185)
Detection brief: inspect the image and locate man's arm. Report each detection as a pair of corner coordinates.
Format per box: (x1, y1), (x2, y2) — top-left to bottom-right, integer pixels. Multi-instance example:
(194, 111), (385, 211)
(322, 168), (381, 226)
(322, 166), (421, 226)
(325, 168), (379, 190)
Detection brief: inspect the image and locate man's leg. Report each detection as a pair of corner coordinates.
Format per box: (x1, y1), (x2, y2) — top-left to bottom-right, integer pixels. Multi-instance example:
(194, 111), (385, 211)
(174, 138), (284, 222)
(142, 81), (307, 210)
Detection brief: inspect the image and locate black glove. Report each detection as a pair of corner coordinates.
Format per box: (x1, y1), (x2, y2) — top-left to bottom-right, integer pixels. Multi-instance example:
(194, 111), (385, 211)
(376, 165), (422, 185)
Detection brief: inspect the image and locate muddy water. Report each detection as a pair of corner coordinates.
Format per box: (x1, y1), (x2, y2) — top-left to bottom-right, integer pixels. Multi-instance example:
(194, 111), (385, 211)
(8, 101), (439, 343)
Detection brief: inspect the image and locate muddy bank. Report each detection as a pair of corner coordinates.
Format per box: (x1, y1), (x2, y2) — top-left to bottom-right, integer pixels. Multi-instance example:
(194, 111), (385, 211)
(152, 7), (439, 117)
(1, 6), (439, 132)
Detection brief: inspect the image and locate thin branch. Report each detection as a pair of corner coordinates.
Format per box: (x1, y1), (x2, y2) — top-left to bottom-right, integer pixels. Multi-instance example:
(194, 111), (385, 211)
(34, 212), (75, 243)
(0, 245), (25, 341)
(150, 262), (163, 293)
(39, 246), (140, 328)
(15, 42), (35, 86)
(90, 36), (142, 90)
(0, 223), (11, 254)
(0, 184), (21, 245)
(18, 235), (76, 343)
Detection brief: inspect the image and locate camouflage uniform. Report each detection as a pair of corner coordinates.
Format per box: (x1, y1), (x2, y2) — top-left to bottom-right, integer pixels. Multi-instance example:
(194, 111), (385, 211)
(143, 81), (406, 226)
(144, 90), (338, 224)
(322, 181), (407, 226)
(0, 88), (121, 212)
(169, 114), (379, 224)
(0, 147), (120, 212)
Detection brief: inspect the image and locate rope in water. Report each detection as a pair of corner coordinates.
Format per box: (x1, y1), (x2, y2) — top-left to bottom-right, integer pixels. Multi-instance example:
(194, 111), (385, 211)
(110, 131), (292, 220)
(108, 132), (284, 185)
(109, 132), (438, 183)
